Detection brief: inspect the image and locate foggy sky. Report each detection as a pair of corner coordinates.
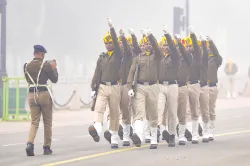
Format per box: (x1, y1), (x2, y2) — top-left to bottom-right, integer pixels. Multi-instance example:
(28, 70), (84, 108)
(6, 0), (250, 77)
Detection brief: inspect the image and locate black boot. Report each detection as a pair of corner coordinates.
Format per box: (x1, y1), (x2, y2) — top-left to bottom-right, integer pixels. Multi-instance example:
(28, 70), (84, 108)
(198, 123), (203, 136)
(104, 130), (111, 144)
(88, 125), (100, 142)
(129, 126), (133, 139)
(168, 135), (175, 147)
(25, 142), (34, 156)
(43, 146), (53, 155)
(162, 130), (170, 143)
(157, 127), (161, 143)
(131, 133), (141, 147)
(185, 129), (192, 141)
(118, 125), (123, 140)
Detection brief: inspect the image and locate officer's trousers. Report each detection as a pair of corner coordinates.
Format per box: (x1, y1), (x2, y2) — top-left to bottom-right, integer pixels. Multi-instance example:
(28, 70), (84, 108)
(94, 84), (121, 131)
(209, 85), (218, 121)
(27, 91), (53, 147)
(133, 84), (159, 128)
(199, 85), (209, 123)
(177, 85), (189, 125)
(158, 84), (178, 135)
(187, 83), (200, 121)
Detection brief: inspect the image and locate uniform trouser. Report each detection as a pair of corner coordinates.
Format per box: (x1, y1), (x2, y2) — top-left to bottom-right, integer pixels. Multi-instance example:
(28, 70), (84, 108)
(209, 86), (218, 121)
(177, 85), (188, 125)
(158, 84), (178, 135)
(134, 84), (159, 128)
(199, 85), (209, 123)
(94, 84), (121, 131)
(27, 91), (53, 147)
(187, 83), (200, 121)
(227, 75), (235, 95)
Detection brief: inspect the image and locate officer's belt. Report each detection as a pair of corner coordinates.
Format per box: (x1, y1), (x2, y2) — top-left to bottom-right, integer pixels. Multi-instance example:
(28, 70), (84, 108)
(208, 82), (217, 87)
(29, 85), (48, 92)
(100, 81), (118, 86)
(188, 80), (199, 84)
(178, 82), (187, 87)
(137, 81), (157, 85)
(200, 82), (208, 87)
(159, 80), (177, 85)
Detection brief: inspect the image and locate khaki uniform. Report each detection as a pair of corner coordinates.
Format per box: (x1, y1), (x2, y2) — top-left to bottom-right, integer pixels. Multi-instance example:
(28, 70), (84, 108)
(127, 34), (161, 146)
(207, 40), (223, 140)
(224, 62), (238, 97)
(187, 33), (202, 142)
(24, 58), (58, 147)
(177, 42), (192, 126)
(157, 34), (179, 136)
(91, 28), (122, 132)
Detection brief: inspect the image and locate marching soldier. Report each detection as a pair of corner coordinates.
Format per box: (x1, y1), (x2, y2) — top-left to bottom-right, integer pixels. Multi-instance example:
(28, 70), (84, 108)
(174, 35), (193, 145)
(156, 26), (180, 147)
(24, 45), (58, 156)
(185, 26), (202, 144)
(127, 29), (161, 149)
(198, 34), (210, 143)
(207, 36), (223, 141)
(224, 59), (238, 98)
(89, 18), (122, 149)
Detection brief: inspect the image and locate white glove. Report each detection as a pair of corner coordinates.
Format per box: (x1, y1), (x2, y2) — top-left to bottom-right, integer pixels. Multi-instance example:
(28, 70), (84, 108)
(174, 34), (181, 40)
(146, 28), (152, 36)
(119, 29), (125, 36)
(107, 18), (113, 28)
(140, 29), (146, 36)
(188, 26), (194, 34)
(199, 34), (206, 41)
(162, 25), (168, 34)
(91, 91), (96, 99)
(128, 28), (135, 35)
(206, 36), (211, 41)
(128, 89), (134, 97)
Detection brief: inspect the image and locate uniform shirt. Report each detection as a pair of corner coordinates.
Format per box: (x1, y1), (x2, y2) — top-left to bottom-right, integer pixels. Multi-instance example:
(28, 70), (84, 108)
(25, 58), (58, 85)
(127, 34), (161, 90)
(189, 33), (202, 81)
(207, 40), (223, 83)
(91, 28), (122, 90)
(177, 43), (192, 83)
(199, 41), (209, 83)
(158, 33), (180, 82)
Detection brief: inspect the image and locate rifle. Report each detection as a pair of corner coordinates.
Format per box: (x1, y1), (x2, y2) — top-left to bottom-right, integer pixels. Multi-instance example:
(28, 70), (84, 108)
(91, 54), (103, 111)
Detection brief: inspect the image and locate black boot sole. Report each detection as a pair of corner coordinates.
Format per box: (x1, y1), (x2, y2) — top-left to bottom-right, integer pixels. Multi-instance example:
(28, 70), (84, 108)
(111, 144), (118, 149)
(88, 125), (100, 142)
(178, 141), (186, 145)
(209, 137), (214, 141)
(118, 125), (123, 140)
(168, 143), (175, 147)
(145, 139), (151, 144)
(43, 152), (52, 155)
(192, 140), (199, 144)
(149, 144), (158, 149)
(123, 141), (130, 146)
(26, 148), (34, 156)
(202, 138), (209, 143)
(104, 130), (111, 144)
(131, 134), (141, 147)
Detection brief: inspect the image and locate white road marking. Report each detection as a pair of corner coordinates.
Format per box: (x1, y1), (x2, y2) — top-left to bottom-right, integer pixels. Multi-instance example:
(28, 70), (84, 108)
(2, 143), (25, 147)
(73, 135), (89, 138)
(219, 117), (228, 120)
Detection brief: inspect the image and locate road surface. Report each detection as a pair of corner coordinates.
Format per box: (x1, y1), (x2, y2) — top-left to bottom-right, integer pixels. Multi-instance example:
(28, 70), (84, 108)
(1, 104), (250, 166)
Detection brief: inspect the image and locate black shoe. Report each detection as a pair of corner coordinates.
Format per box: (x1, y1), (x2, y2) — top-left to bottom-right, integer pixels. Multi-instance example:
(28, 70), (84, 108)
(118, 125), (123, 140)
(162, 130), (170, 143)
(202, 138), (209, 143)
(157, 127), (161, 143)
(111, 144), (118, 149)
(131, 133), (141, 147)
(104, 130), (111, 144)
(185, 129), (192, 141)
(168, 135), (175, 147)
(88, 125), (100, 142)
(176, 124), (179, 137)
(149, 144), (158, 149)
(43, 146), (53, 155)
(178, 140), (186, 145)
(209, 137), (214, 141)
(25, 142), (34, 156)
(129, 126), (133, 139)
(123, 141), (130, 146)
(198, 123), (203, 136)
(145, 139), (151, 143)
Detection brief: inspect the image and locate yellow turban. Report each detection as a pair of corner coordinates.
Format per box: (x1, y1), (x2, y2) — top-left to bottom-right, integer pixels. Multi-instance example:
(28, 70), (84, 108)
(103, 32), (112, 43)
(143, 36), (149, 43)
(139, 38), (144, 45)
(185, 36), (192, 45)
(161, 36), (167, 44)
(158, 41), (163, 47)
(198, 40), (201, 46)
(127, 37), (132, 45)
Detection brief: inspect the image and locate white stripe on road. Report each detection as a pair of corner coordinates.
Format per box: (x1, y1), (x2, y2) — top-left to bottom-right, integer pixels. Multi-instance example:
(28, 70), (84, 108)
(2, 143), (25, 147)
(72, 135), (89, 138)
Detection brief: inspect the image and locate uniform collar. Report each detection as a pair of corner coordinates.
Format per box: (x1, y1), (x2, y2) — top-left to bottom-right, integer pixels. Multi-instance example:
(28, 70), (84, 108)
(33, 58), (43, 61)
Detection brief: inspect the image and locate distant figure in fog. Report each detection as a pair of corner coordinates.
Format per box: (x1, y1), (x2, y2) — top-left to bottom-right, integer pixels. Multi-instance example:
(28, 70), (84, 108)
(224, 59), (238, 98)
